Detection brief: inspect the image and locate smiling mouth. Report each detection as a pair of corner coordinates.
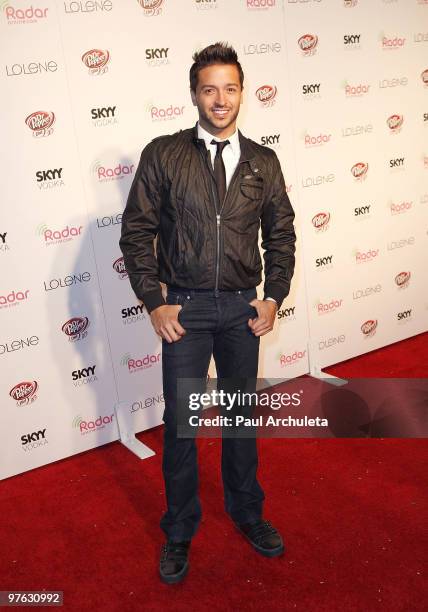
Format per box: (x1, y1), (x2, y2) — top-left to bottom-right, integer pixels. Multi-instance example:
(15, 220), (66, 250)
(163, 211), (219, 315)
(212, 108), (230, 117)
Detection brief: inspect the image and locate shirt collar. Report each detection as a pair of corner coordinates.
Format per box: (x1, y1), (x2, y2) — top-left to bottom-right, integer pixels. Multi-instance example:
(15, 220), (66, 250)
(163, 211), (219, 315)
(197, 121), (240, 157)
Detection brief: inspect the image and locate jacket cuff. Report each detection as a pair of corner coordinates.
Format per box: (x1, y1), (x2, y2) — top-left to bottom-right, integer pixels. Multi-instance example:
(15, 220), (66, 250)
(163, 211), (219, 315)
(263, 282), (290, 311)
(141, 288), (166, 314)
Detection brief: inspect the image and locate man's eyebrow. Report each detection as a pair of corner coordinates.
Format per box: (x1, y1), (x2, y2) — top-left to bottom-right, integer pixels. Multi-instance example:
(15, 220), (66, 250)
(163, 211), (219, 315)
(201, 83), (239, 88)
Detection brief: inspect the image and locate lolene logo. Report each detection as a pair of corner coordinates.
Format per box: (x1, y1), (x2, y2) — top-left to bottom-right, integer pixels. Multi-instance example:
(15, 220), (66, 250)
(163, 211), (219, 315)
(91, 105), (117, 127)
(72, 365), (97, 386)
(255, 85), (277, 107)
(10, 381), (38, 406)
(361, 319), (377, 337)
(25, 110), (55, 137)
(395, 271), (411, 289)
(81, 49), (110, 75)
(316, 299), (343, 315)
(387, 114), (403, 133)
(304, 132), (331, 147)
(131, 392), (164, 413)
(261, 134), (280, 147)
(73, 413), (114, 435)
(64, 1), (113, 13)
(279, 349), (306, 368)
(414, 32), (428, 43)
(312, 212), (330, 232)
(122, 303), (145, 324)
(92, 160), (134, 182)
(21, 428), (47, 450)
(379, 76), (408, 89)
(354, 204), (371, 216)
(145, 47), (170, 67)
(138, 0), (163, 16)
(62, 316), (89, 342)
(387, 236), (415, 251)
(6, 60), (57, 77)
(302, 173), (335, 188)
(277, 305), (296, 322)
(37, 223), (83, 246)
(354, 248), (379, 263)
(113, 256), (128, 279)
(0, 335), (39, 356)
(298, 34), (318, 56)
(2, 3), (48, 24)
(121, 352), (161, 373)
(0, 289), (29, 310)
(44, 272), (91, 292)
(315, 254), (333, 268)
(35, 168), (64, 190)
(397, 309), (412, 322)
(389, 200), (412, 215)
(421, 69), (428, 87)
(351, 162), (368, 181)
(247, 0), (276, 9)
(0, 231), (9, 252)
(344, 81), (370, 97)
(344, 34), (361, 47)
(149, 103), (185, 121)
(243, 42), (281, 55)
(96, 213), (122, 229)
(318, 334), (346, 350)
(352, 284), (382, 300)
(381, 34), (405, 49)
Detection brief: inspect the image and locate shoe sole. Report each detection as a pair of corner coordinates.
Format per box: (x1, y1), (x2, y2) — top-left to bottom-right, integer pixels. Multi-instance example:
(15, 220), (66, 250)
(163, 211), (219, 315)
(160, 561), (189, 585)
(236, 526), (285, 558)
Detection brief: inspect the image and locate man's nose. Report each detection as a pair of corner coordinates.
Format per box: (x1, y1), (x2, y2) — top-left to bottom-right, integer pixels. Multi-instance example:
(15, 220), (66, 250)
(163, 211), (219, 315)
(215, 90), (226, 106)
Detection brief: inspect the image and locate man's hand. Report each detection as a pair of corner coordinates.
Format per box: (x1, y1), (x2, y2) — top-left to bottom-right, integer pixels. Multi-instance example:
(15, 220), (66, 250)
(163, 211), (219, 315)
(248, 299), (277, 337)
(150, 304), (186, 343)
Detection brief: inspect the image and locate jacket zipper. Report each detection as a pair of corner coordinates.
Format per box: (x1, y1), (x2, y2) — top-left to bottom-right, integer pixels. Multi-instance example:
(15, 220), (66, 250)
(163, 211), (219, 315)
(200, 145), (248, 296)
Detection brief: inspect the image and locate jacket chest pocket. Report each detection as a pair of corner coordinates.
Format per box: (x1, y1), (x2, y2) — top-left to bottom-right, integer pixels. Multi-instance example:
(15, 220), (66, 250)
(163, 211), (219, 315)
(240, 176), (264, 201)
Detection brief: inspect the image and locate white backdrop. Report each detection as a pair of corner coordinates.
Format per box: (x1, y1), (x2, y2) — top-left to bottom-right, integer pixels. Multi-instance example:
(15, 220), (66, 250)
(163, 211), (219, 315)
(1, 0), (426, 481)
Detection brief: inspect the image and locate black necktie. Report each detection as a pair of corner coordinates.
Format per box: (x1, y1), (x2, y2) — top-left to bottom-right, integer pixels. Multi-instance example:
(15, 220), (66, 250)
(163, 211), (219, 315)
(211, 139), (230, 206)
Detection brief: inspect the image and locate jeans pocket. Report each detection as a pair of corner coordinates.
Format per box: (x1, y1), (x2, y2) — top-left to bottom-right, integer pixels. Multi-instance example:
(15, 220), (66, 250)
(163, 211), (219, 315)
(236, 289), (257, 311)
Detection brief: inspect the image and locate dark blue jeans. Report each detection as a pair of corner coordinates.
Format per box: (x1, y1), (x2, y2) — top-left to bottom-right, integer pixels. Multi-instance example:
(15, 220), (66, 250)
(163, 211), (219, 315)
(160, 286), (265, 542)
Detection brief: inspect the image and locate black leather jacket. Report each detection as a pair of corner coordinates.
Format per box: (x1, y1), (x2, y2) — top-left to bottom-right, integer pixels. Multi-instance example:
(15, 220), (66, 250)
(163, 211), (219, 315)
(119, 124), (296, 313)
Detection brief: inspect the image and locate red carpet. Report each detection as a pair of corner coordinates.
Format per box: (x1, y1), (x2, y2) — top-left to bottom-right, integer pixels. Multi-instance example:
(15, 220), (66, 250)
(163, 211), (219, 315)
(1, 333), (427, 611)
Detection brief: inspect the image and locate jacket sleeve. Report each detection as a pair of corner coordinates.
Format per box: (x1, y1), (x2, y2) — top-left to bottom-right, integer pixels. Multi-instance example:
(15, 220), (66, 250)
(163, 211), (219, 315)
(119, 140), (166, 314)
(260, 151), (296, 309)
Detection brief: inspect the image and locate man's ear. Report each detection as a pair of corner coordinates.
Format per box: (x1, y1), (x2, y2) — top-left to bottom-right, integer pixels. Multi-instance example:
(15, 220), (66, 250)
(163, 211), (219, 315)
(190, 88), (197, 107)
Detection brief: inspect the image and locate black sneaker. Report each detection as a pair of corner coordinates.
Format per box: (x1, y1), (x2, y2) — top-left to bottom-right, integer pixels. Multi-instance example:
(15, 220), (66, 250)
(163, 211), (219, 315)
(159, 540), (191, 584)
(236, 519), (285, 557)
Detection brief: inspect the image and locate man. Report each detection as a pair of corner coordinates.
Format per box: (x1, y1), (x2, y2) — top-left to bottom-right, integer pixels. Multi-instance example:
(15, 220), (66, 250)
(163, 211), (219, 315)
(120, 42), (296, 584)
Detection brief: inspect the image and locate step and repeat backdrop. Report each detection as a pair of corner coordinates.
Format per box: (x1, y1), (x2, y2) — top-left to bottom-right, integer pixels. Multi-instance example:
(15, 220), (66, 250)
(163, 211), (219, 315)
(1, 0), (426, 480)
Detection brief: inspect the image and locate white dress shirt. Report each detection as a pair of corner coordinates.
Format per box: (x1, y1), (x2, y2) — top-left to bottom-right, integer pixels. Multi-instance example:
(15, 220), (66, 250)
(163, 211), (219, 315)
(197, 121), (240, 189)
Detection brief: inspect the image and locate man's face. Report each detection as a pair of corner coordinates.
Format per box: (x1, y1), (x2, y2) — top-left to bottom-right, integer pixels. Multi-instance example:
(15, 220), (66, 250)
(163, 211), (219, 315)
(191, 63), (243, 137)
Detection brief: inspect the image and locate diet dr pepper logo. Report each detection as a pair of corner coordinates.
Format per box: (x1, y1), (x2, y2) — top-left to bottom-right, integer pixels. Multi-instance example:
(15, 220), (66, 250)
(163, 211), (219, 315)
(10, 381), (38, 406)
(298, 34), (318, 56)
(395, 271), (411, 289)
(25, 111), (55, 137)
(255, 85), (277, 108)
(81, 49), (110, 75)
(113, 256), (128, 279)
(387, 114), (403, 133)
(62, 317), (89, 342)
(361, 319), (377, 338)
(351, 162), (368, 181)
(138, 0), (163, 16)
(312, 212), (330, 232)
